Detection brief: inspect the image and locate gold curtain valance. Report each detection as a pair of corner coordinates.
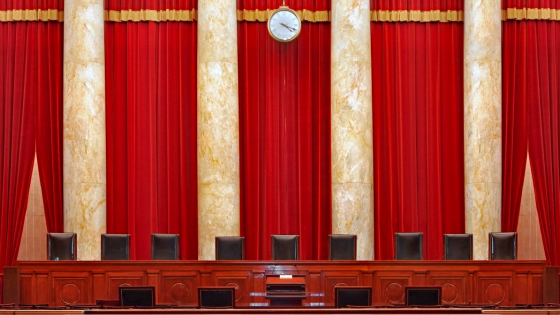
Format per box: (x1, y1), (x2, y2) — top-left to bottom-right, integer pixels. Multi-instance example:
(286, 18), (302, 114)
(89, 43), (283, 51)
(0, 9), (63, 22)
(502, 8), (560, 21)
(105, 9), (197, 22)
(237, 9), (329, 22)
(1, 8), (468, 23)
(370, 10), (463, 22)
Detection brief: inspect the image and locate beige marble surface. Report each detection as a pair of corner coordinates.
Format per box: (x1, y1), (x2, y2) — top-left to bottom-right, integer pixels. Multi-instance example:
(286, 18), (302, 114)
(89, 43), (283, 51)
(464, 0), (502, 260)
(63, 0), (106, 260)
(331, 0), (374, 260)
(197, 0), (240, 260)
(517, 154), (546, 260)
(18, 155), (47, 261)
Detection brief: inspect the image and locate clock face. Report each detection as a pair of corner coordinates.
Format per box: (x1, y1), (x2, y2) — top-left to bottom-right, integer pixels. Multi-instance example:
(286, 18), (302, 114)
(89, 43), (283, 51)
(267, 8), (301, 42)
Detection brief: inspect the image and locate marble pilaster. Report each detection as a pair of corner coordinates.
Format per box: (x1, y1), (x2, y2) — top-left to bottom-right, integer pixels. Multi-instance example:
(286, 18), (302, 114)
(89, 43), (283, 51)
(197, 0), (240, 260)
(464, 0), (502, 260)
(63, 0), (106, 260)
(331, 0), (374, 260)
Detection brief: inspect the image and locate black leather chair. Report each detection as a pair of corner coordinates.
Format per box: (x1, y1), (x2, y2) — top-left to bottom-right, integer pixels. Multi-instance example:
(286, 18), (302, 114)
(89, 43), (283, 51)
(151, 234), (180, 260)
(334, 286), (372, 308)
(215, 236), (245, 260)
(395, 232), (423, 260)
(271, 235), (299, 260)
(489, 232), (517, 260)
(329, 234), (357, 260)
(101, 234), (130, 260)
(443, 234), (473, 260)
(47, 233), (77, 260)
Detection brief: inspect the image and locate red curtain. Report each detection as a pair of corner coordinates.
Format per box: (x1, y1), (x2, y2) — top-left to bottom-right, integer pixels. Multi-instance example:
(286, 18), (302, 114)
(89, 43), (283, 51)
(502, 16), (528, 233)
(238, 0), (332, 260)
(36, 20), (64, 234)
(502, 1), (560, 265)
(1, 0), (63, 301)
(528, 19), (560, 265)
(371, 0), (465, 260)
(0, 10), (36, 301)
(105, 1), (198, 260)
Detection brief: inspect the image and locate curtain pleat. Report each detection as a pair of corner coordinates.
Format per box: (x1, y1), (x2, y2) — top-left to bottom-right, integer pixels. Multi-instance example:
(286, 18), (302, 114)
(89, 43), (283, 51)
(0, 20), (38, 301)
(238, 0), (331, 260)
(502, 20), (528, 233)
(36, 21), (64, 234)
(105, 17), (198, 260)
(371, 20), (465, 260)
(503, 0), (560, 264)
(528, 19), (560, 265)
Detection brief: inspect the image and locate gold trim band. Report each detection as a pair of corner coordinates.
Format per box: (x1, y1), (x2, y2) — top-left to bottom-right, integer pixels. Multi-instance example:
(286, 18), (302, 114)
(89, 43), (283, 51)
(502, 8), (560, 21)
(0, 9), (467, 23)
(237, 9), (329, 22)
(105, 9), (197, 22)
(370, 10), (463, 22)
(0, 9), (63, 22)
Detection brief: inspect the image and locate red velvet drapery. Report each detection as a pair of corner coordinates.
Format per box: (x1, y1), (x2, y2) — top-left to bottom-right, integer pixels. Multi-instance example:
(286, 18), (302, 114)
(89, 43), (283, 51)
(502, 0), (560, 264)
(105, 0), (198, 260)
(371, 0), (465, 260)
(238, 0), (332, 260)
(36, 20), (64, 234)
(0, 19), (37, 297)
(502, 15), (528, 233)
(1, 0), (63, 300)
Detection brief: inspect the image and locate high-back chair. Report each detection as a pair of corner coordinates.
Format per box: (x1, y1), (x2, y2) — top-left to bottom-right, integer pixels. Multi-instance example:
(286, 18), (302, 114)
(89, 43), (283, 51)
(101, 234), (130, 260)
(489, 232), (517, 260)
(47, 233), (77, 261)
(329, 234), (357, 260)
(394, 232), (423, 260)
(271, 235), (299, 260)
(443, 234), (473, 260)
(215, 236), (245, 260)
(151, 234), (180, 260)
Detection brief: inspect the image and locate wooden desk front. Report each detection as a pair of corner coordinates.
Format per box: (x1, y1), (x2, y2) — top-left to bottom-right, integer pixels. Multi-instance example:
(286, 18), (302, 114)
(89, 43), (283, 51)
(8, 260), (553, 307)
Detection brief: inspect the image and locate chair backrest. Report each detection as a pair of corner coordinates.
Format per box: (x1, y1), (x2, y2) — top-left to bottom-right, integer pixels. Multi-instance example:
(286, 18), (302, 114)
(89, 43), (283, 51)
(443, 234), (473, 260)
(47, 233), (77, 260)
(151, 234), (180, 260)
(215, 236), (245, 260)
(395, 232), (423, 260)
(329, 234), (357, 260)
(101, 234), (130, 260)
(489, 232), (517, 260)
(198, 287), (235, 308)
(271, 235), (299, 260)
(334, 286), (372, 308)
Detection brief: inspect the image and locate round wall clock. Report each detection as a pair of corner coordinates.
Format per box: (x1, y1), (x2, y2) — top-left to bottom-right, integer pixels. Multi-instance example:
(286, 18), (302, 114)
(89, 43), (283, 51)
(267, 6), (302, 42)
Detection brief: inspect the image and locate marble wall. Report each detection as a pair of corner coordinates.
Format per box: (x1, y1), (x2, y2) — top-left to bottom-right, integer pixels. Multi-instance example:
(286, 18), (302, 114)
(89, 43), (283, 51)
(18, 156), (47, 261)
(331, 0), (374, 260)
(464, 0), (502, 260)
(517, 154), (546, 260)
(63, 0), (106, 260)
(197, 0), (240, 260)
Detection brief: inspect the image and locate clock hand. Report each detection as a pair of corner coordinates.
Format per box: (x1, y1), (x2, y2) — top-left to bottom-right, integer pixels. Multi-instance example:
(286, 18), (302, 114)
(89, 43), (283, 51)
(280, 23), (296, 32)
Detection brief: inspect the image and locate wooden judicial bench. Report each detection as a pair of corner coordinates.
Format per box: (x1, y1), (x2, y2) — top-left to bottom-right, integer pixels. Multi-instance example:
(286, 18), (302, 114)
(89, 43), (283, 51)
(3, 260), (558, 307)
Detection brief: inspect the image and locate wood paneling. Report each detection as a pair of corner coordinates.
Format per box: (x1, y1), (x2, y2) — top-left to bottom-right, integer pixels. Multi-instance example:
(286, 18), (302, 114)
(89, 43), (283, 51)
(9, 260), (552, 307)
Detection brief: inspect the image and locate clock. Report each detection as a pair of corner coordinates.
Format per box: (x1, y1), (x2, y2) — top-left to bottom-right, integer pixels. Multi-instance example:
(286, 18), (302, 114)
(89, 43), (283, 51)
(267, 6), (302, 42)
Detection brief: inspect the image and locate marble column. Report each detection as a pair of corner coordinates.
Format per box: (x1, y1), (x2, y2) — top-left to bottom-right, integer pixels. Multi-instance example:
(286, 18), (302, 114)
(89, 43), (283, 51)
(63, 0), (106, 260)
(464, 0), (502, 260)
(331, 0), (374, 260)
(197, 0), (240, 260)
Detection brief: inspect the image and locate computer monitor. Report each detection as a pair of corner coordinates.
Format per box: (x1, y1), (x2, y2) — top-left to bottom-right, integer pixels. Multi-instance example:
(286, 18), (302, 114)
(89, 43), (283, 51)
(119, 286), (155, 307)
(405, 286), (441, 306)
(198, 287), (235, 308)
(334, 286), (372, 308)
